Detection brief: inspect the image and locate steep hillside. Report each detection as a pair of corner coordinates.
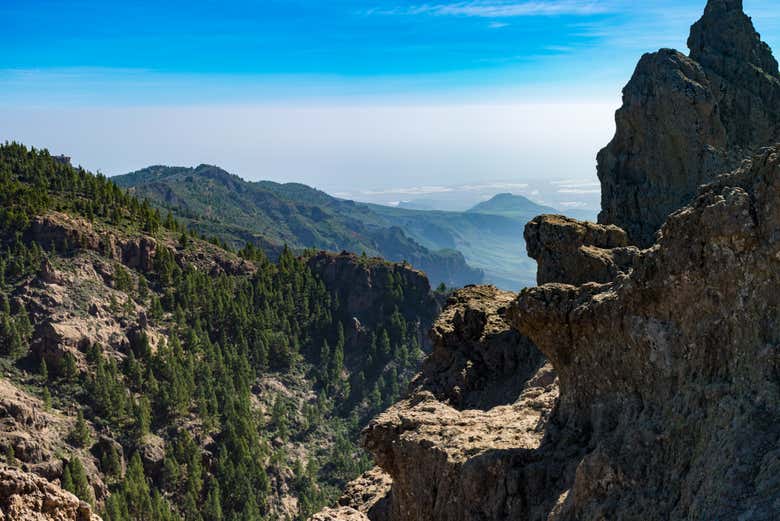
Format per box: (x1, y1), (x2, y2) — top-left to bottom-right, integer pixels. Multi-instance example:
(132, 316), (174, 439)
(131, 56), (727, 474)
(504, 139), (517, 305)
(114, 166), (554, 289)
(0, 143), (441, 521)
(113, 165), (483, 288)
(362, 204), (538, 290)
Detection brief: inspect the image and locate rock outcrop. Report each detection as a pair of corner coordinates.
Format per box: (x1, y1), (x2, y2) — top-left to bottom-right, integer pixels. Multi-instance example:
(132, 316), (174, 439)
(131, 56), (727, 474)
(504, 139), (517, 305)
(524, 215), (639, 286)
(312, 4), (780, 521)
(359, 286), (559, 521)
(510, 145), (780, 519)
(0, 379), (106, 501)
(310, 507), (369, 521)
(597, 0), (780, 247)
(0, 466), (102, 521)
(307, 251), (439, 338)
(336, 467), (392, 521)
(413, 285), (547, 409)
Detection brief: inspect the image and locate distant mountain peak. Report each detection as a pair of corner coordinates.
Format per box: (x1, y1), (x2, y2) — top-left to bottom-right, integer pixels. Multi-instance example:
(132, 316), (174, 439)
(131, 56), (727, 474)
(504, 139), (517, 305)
(467, 193), (555, 216)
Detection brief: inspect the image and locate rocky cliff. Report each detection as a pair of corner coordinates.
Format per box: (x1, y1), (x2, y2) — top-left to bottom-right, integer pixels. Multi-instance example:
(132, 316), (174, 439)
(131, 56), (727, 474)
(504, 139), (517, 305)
(598, 0), (780, 247)
(312, 1), (780, 520)
(511, 146), (780, 519)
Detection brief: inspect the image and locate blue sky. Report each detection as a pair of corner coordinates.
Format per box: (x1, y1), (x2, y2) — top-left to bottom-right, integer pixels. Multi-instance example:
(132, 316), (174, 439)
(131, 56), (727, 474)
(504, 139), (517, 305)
(1, 0), (779, 207)
(4, 0), (777, 105)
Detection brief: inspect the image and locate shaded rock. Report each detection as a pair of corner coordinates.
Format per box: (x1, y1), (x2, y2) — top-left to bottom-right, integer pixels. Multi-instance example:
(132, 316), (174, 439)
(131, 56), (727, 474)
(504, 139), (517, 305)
(307, 251), (438, 331)
(417, 285), (546, 409)
(509, 145), (780, 519)
(120, 237), (156, 272)
(360, 286), (558, 521)
(337, 467), (392, 521)
(137, 434), (165, 477)
(0, 465), (102, 521)
(598, 0), (780, 247)
(524, 215), (639, 285)
(310, 507), (370, 521)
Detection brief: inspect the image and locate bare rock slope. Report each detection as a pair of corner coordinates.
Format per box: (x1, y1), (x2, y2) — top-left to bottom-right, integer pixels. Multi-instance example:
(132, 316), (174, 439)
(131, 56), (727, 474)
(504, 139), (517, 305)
(598, 0), (780, 247)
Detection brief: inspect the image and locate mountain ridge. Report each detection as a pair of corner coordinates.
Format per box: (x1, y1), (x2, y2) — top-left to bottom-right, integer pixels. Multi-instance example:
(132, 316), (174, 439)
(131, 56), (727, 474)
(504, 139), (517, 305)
(114, 165), (556, 289)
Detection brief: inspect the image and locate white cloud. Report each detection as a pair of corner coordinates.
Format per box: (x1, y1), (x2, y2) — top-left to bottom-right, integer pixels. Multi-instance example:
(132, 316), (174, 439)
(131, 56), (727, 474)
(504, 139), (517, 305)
(488, 21), (509, 28)
(0, 103), (616, 195)
(360, 186), (455, 196)
(550, 179), (599, 187)
(373, 1), (612, 18)
(557, 188), (601, 194)
(559, 201), (589, 208)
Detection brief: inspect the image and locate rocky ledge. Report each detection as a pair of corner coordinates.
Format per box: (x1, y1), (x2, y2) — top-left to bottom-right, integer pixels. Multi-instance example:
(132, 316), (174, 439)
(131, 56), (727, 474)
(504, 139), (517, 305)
(507, 145), (780, 519)
(524, 215), (639, 286)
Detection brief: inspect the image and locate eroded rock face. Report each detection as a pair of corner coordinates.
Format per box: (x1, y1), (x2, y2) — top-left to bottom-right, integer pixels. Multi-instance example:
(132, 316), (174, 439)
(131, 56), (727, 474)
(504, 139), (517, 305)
(414, 285), (547, 410)
(307, 251), (439, 334)
(524, 215), (639, 286)
(597, 0), (780, 247)
(359, 286), (559, 521)
(0, 465), (102, 521)
(510, 146), (780, 519)
(336, 468), (392, 521)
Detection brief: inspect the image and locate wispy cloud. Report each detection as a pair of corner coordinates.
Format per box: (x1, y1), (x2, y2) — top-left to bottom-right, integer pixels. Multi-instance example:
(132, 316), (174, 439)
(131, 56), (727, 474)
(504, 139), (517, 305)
(369, 1), (612, 18)
(338, 181), (531, 198)
(557, 188), (600, 194)
(488, 21), (509, 28)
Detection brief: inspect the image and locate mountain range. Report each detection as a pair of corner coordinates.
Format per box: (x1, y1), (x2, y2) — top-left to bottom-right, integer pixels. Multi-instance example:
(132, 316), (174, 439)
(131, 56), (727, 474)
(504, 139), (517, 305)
(114, 166), (565, 289)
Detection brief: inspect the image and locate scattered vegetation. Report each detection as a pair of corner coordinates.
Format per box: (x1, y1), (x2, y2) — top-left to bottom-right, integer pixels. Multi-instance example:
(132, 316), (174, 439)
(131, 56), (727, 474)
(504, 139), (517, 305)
(0, 143), (432, 520)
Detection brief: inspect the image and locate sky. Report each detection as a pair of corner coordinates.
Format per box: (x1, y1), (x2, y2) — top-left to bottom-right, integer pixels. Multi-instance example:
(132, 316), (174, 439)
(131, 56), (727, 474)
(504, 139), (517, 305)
(2, 0), (779, 210)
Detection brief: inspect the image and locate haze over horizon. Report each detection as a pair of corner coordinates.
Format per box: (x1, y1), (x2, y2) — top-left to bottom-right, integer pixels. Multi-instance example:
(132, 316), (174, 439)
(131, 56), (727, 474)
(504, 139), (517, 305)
(3, 0), (779, 211)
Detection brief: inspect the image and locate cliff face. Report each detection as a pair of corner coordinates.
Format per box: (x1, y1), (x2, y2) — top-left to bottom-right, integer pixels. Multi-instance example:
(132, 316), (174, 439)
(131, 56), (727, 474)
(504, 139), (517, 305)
(511, 146), (780, 519)
(361, 286), (559, 521)
(306, 251), (439, 332)
(598, 0), (780, 247)
(313, 2), (780, 520)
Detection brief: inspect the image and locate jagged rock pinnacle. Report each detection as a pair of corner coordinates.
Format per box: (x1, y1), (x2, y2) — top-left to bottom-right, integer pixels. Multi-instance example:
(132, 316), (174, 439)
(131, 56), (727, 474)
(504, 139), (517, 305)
(597, 0), (780, 247)
(689, 0), (779, 76)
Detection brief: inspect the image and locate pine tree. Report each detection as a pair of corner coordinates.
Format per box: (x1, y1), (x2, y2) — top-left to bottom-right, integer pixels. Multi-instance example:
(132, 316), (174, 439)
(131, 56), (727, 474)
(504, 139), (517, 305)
(204, 479), (224, 521)
(70, 410), (91, 448)
(39, 357), (48, 381)
(134, 396), (152, 440)
(63, 458), (93, 505)
(62, 352), (78, 381)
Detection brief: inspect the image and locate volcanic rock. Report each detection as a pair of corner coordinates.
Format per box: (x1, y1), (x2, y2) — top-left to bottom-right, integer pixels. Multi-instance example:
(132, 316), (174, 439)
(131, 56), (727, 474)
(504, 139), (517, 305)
(597, 0), (780, 246)
(524, 215), (639, 285)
